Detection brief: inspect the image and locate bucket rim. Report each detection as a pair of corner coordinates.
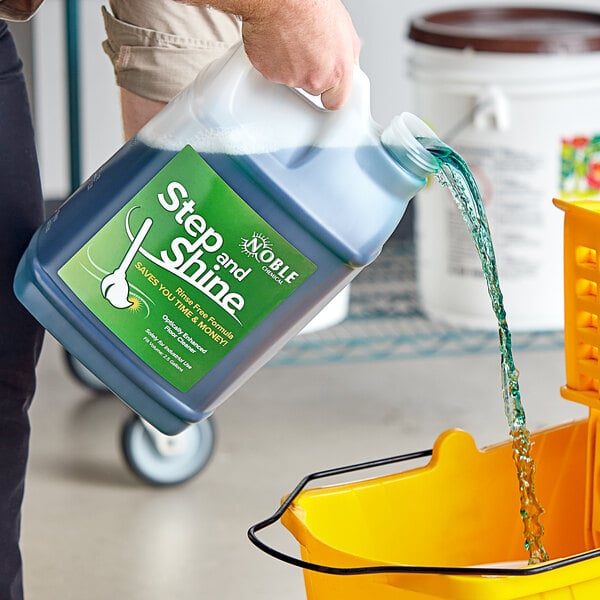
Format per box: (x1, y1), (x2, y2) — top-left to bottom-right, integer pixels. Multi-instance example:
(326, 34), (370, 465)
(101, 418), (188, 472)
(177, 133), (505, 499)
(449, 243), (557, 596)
(247, 445), (600, 577)
(409, 7), (600, 54)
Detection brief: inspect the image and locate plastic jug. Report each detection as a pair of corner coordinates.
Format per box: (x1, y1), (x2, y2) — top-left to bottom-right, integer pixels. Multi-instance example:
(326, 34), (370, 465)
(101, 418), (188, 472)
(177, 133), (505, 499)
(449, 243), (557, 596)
(15, 43), (439, 434)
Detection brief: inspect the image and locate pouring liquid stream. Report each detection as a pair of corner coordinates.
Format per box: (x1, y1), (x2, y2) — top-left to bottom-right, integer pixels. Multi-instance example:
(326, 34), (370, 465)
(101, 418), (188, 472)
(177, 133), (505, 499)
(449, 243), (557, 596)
(419, 138), (549, 564)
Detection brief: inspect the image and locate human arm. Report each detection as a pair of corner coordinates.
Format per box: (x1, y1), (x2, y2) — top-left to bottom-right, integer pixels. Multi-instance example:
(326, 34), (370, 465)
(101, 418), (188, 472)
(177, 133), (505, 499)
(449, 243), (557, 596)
(178, 0), (361, 109)
(105, 0), (360, 139)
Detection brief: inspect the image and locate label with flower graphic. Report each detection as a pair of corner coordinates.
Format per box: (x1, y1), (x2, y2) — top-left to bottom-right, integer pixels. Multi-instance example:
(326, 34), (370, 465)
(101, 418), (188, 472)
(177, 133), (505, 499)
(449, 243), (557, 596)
(57, 146), (316, 391)
(560, 135), (600, 198)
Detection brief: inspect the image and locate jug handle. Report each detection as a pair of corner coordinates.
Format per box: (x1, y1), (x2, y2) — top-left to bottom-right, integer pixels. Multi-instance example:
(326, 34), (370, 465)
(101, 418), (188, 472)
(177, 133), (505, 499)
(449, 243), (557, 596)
(290, 64), (371, 117)
(227, 42), (372, 121)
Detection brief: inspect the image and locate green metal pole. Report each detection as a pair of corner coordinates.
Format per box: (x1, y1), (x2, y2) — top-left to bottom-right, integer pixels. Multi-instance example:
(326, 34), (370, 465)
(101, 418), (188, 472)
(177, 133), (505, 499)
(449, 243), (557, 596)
(65, 0), (81, 193)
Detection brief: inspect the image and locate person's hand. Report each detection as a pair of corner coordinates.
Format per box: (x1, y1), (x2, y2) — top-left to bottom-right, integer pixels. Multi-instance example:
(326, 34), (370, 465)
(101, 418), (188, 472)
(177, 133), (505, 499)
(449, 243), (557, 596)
(240, 0), (361, 110)
(182, 0), (361, 109)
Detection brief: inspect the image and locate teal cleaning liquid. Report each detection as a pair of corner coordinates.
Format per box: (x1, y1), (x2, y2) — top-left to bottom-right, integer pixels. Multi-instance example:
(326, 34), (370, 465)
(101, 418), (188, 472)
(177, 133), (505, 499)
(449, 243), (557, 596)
(13, 44), (439, 435)
(422, 139), (549, 565)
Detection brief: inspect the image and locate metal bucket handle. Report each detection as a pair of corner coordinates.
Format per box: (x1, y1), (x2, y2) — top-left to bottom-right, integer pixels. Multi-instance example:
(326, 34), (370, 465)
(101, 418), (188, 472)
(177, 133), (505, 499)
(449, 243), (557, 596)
(248, 446), (600, 577)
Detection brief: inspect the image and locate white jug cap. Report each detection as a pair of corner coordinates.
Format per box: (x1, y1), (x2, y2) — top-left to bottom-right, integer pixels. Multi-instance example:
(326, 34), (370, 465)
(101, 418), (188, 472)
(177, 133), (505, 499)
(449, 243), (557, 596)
(381, 113), (439, 178)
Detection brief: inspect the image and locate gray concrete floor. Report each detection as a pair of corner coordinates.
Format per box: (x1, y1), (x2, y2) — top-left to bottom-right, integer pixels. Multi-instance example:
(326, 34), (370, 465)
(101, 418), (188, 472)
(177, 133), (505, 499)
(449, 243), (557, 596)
(21, 335), (586, 599)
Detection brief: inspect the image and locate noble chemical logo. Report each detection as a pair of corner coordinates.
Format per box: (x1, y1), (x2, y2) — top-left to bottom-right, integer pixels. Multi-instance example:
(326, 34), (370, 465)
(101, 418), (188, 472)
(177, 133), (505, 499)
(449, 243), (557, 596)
(240, 232), (300, 285)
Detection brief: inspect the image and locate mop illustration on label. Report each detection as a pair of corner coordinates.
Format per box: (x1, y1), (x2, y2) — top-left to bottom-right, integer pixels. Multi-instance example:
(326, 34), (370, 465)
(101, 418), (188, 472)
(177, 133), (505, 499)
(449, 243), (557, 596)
(101, 217), (153, 309)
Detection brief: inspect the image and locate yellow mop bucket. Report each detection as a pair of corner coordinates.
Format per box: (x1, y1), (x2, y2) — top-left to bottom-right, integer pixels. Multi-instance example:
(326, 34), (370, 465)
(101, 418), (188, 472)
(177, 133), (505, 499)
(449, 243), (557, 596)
(247, 199), (600, 599)
(249, 421), (600, 599)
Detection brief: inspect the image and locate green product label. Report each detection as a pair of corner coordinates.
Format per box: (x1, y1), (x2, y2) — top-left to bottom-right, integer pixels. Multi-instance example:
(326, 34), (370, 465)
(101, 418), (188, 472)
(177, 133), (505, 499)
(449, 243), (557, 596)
(58, 146), (316, 391)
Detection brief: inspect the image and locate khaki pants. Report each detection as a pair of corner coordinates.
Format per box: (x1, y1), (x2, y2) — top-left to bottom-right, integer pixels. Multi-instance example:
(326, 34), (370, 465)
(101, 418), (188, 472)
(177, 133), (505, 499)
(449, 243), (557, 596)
(103, 0), (241, 102)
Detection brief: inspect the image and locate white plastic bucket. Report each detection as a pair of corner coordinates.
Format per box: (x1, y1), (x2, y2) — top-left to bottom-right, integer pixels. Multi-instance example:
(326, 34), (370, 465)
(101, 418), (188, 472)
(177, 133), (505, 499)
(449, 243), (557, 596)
(409, 7), (600, 331)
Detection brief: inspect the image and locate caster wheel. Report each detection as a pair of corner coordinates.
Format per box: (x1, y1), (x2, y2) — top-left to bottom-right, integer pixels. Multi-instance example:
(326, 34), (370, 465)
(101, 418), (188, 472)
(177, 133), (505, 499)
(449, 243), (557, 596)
(63, 350), (110, 393)
(121, 415), (216, 486)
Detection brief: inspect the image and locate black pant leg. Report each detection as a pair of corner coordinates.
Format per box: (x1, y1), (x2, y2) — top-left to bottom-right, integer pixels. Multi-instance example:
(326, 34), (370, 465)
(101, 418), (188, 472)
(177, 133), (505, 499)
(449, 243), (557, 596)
(0, 20), (45, 600)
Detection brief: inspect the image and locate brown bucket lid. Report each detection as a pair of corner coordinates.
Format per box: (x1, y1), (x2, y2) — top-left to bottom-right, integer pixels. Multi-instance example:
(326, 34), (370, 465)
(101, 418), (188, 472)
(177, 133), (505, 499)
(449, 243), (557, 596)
(409, 7), (600, 53)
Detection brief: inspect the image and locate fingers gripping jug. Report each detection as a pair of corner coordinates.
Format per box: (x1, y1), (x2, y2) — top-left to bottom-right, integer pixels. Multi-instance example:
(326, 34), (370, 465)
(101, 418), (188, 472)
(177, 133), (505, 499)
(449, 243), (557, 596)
(15, 44), (438, 434)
